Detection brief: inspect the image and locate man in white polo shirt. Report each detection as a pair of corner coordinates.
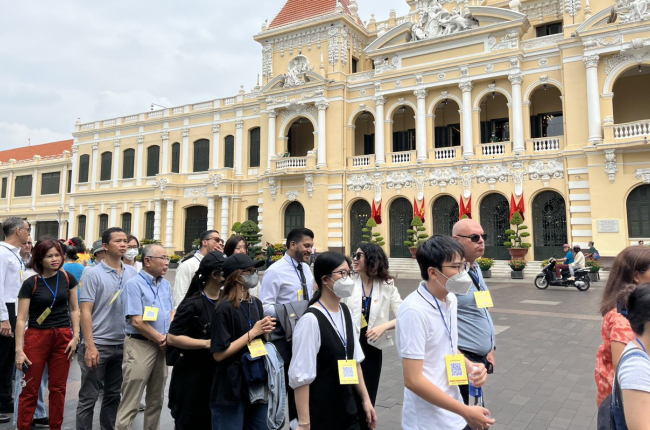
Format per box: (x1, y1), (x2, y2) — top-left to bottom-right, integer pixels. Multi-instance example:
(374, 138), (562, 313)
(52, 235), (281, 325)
(396, 236), (495, 430)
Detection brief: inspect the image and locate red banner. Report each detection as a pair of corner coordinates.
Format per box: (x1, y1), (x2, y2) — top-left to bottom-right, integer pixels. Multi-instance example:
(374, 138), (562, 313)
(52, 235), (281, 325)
(413, 198), (425, 222)
(372, 200), (382, 224)
(510, 193), (525, 221)
(459, 196), (472, 219)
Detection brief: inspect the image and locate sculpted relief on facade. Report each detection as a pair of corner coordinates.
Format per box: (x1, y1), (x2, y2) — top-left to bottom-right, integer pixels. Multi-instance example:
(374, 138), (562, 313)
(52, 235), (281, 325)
(617, 0), (650, 23)
(411, 0), (479, 41)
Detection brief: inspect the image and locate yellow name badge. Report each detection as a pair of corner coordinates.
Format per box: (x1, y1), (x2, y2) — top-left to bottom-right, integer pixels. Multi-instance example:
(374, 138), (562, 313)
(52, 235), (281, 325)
(445, 354), (469, 386)
(20, 270), (23, 282)
(248, 338), (268, 358)
(109, 289), (122, 306)
(143, 306), (159, 321)
(36, 307), (52, 325)
(338, 360), (359, 385)
(474, 291), (494, 308)
(297, 289), (303, 302)
(360, 314), (368, 329)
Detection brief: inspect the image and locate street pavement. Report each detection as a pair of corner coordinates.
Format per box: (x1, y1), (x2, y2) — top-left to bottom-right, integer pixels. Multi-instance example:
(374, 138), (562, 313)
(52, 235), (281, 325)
(1, 271), (604, 429)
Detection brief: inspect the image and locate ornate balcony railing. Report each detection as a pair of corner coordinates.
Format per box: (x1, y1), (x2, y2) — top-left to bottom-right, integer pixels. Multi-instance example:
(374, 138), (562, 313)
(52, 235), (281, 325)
(388, 151), (413, 164)
(481, 142), (508, 156)
(614, 120), (650, 138)
(531, 137), (561, 152)
(275, 157), (307, 170)
(348, 155), (374, 167)
(434, 147), (457, 160)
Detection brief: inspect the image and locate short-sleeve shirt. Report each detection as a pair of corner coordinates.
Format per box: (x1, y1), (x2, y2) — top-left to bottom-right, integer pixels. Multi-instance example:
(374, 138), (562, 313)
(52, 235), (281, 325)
(210, 297), (265, 406)
(124, 271), (173, 336)
(618, 343), (650, 393)
(564, 251), (574, 264)
(18, 271), (78, 329)
(595, 308), (635, 406)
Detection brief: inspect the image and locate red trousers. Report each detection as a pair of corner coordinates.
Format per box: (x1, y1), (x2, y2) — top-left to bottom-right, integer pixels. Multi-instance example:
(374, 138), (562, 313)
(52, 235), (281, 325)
(18, 327), (72, 430)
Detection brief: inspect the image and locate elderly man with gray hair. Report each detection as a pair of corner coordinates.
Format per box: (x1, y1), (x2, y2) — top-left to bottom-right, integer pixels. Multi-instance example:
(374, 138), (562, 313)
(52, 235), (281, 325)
(115, 244), (174, 430)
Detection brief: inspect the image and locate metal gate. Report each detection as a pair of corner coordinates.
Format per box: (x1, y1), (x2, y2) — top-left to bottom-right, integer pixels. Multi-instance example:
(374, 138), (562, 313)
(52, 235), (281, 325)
(480, 194), (511, 260)
(432, 196), (459, 236)
(389, 198), (413, 258)
(184, 206), (208, 253)
(350, 200), (371, 254)
(284, 202), (305, 238)
(533, 191), (567, 261)
(36, 221), (59, 241)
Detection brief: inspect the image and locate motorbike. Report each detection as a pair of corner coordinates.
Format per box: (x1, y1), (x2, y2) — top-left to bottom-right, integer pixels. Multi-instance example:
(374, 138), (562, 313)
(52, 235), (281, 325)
(534, 257), (591, 291)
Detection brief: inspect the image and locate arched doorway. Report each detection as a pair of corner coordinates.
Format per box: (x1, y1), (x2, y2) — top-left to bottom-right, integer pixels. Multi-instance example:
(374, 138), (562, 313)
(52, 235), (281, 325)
(286, 117), (315, 156)
(613, 65), (650, 124)
(284, 202), (305, 238)
(432, 196), (459, 236)
(389, 198), (413, 258)
(532, 191), (567, 260)
(479, 93), (510, 143)
(184, 206), (208, 252)
(353, 111), (375, 156)
(350, 200), (371, 253)
(434, 99), (461, 149)
(529, 86), (564, 139)
(479, 193), (510, 260)
(627, 184), (650, 238)
(392, 106), (416, 152)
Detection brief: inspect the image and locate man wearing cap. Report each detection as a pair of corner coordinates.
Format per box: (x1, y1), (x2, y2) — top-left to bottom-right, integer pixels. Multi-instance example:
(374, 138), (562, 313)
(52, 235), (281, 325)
(173, 230), (221, 308)
(115, 244), (174, 430)
(80, 239), (106, 287)
(555, 244), (574, 279)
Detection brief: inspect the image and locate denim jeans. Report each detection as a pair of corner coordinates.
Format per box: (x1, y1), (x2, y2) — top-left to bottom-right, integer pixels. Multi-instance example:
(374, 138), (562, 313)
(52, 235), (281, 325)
(210, 402), (269, 430)
(13, 365), (48, 426)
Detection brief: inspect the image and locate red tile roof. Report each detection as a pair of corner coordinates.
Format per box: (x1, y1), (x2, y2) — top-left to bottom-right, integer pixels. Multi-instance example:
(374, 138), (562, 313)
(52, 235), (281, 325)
(0, 139), (73, 164)
(269, 0), (361, 29)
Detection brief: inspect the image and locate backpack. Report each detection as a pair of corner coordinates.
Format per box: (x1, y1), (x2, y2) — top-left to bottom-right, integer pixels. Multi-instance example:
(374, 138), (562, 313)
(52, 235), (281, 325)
(597, 346), (650, 430)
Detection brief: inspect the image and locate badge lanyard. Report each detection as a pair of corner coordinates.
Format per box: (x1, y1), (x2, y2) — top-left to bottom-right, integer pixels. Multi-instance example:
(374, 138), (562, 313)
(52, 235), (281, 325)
(202, 291), (215, 305)
(422, 285), (454, 354)
(2, 245), (25, 279)
(289, 256), (306, 285)
(318, 301), (349, 359)
(241, 300), (254, 330)
(140, 273), (159, 307)
(40, 272), (60, 309)
(468, 268), (495, 351)
(637, 338), (647, 353)
(362, 282), (373, 316)
(194, 255), (202, 264)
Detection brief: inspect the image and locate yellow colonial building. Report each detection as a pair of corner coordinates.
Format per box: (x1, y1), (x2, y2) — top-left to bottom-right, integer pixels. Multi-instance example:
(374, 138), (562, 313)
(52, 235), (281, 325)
(2, 0), (650, 260)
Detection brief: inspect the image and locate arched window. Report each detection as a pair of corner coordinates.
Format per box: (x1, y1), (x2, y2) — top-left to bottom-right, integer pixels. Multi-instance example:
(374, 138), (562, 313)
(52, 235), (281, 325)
(284, 202), (305, 238)
(249, 128), (261, 168)
(122, 149), (135, 179)
(479, 193), (511, 260)
(353, 112), (375, 156)
(145, 211), (155, 239)
(627, 185), (650, 238)
(247, 206), (259, 225)
(193, 139), (210, 172)
(99, 214), (108, 235)
(78, 154), (90, 183)
(122, 213), (132, 235)
(224, 135), (234, 168)
(392, 106), (416, 152)
(147, 145), (160, 177)
(349, 200), (371, 252)
(171, 143), (180, 173)
(432, 196), (459, 236)
(77, 215), (86, 239)
(100, 152), (113, 181)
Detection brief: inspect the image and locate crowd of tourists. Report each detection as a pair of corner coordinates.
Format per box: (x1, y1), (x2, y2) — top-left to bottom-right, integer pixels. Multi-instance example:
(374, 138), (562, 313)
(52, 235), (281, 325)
(0, 214), (648, 430)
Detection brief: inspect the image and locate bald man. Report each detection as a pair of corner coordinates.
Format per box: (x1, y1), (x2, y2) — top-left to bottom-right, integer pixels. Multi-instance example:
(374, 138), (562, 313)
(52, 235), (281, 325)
(452, 218), (496, 405)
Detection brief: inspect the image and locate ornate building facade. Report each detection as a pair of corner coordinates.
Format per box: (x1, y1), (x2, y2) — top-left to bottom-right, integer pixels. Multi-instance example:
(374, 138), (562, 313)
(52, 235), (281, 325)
(2, 0), (650, 259)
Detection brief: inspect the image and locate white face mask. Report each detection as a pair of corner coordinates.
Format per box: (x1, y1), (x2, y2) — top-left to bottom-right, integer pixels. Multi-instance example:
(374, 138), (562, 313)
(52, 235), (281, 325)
(328, 276), (355, 298)
(124, 249), (138, 261)
(436, 270), (473, 295)
(242, 273), (259, 290)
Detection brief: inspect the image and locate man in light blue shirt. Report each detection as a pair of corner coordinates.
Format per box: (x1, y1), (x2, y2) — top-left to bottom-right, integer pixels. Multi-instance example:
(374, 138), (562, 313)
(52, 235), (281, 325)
(115, 244), (173, 430)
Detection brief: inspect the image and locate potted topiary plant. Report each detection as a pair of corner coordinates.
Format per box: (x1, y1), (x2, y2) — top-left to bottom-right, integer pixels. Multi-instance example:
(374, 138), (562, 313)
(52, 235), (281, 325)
(503, 211), (531, 260)
(404, 216), (428, 259)
(508, 259), (527, 279)
(586, 258), (603, 282)
(169, 254), (181, 269)
(476, 257), (494, 278)
(361, 218), (386, 246)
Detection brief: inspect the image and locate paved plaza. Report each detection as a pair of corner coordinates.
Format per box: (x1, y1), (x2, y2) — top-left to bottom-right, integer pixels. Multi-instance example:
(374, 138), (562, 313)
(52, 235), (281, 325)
(1, 271), (604, 430)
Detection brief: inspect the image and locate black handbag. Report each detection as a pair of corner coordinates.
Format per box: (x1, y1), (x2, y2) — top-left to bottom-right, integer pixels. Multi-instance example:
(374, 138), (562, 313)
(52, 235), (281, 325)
(272, 301), (309, 342)
(241, 352), (268, 384)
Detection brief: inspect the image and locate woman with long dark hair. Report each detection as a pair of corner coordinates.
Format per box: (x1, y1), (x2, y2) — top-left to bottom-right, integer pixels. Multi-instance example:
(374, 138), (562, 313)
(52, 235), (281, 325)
(167, 251), (225, 430)
(14, 239), (80, 430)
(343, 243), (402, 408)
(210, 254), (273, 429)
(289, 252), (377, 430)
(224, 236), (248, 257)
(595, 246), (650, 406)
(62, 245), (85, 284)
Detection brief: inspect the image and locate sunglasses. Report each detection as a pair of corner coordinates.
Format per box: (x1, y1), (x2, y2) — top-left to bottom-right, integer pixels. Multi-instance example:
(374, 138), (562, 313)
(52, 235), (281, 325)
(457, 233), (488, 243)
(353, 252), (364, 260)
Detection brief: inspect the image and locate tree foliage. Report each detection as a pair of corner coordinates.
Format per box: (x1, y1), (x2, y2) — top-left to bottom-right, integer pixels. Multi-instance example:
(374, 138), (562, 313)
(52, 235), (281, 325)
(404, 216), (429, 248)
(503, 211), (531, 248)
(361, 218), (385, 246)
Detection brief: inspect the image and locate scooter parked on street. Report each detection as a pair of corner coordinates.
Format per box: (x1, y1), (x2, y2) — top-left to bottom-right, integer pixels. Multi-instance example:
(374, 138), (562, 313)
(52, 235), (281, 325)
(534, 257), (591, 291)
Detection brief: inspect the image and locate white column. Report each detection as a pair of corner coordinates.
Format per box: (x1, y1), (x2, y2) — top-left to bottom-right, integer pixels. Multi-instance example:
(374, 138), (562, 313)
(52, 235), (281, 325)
(91, 143), (99, 190)
(60, 165), (67, 207)
(136, 135), (144, 186)
(112, 138), (120, 187)
(70, 145), (78, 194)
(87, 206), (95, 241)
(31, 222), (37, 241)
(6, 171), (13, 208)
(181, 128), (189, 173)
(31, 168), (37, 209)
(584, 54), (602, 143)
(374, 96), (387, 165)
(414, 89), (428, 162)
(154, 200), (162, 241)
(161, 131), (169, 174)
(207, 196), (215, 230)
(235, 120), (244, 176)
(133, 202), (141, 238)
(459, 81), (474, 157)
(67, 206), (75, 237)
(110, 204), (117, 227)
(316, 101), (329, 168)
(212, 123), (221, 170)
(220, 196), (230, 236)
(508, 73), (526, 154)
(165, 199), (174, 247)
(266, 109), (277, 172)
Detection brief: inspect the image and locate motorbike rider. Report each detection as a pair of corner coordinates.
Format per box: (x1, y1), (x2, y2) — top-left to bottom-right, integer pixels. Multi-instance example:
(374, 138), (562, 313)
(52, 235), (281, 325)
(555, 244), (574, 280)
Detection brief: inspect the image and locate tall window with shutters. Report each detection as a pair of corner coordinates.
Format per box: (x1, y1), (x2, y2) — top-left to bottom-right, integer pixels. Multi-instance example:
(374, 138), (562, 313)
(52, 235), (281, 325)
(147, 145), (160, 177)
(78, 154), (90, 183)
(100, 152), (112, 181)
(122, 213), (132, 235)
(249, 128), (261, 168)
(145, 211), (155, 239)
(1, 177), (7, 198)
(224, 135), (234, 168)
(122, 149), (135, 179)
(193, 139), (210, 172)
(77, 215), (86, 239)
(171, 143), (180, 173)
(41, 172), (61, 195)
(99, 214), (108, 234)
(14, 175), (32, 197)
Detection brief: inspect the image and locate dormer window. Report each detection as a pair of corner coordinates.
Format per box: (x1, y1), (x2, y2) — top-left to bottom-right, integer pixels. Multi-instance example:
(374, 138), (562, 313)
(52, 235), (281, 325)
(536, 22), (562, 37)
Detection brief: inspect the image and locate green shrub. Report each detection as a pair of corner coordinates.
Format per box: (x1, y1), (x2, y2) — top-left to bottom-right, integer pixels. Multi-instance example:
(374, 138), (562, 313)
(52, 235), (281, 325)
(404, 216), (428, 248)
(503, 212), (531, 249)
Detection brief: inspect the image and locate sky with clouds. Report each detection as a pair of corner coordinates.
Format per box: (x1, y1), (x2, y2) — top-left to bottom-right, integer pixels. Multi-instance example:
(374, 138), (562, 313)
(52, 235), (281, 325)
(0, 0), (410, 151)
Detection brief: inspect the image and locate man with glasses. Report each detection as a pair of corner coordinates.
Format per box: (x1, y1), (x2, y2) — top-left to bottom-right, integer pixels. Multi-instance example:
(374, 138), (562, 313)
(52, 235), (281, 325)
(173, 230), (221, 308)
(452, 218), (497, 405)
(116, 244), (173, 430)
(0, 217), (30, 423)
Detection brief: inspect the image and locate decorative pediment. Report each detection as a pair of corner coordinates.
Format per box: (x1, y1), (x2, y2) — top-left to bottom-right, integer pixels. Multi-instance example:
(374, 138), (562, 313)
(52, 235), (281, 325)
(261, 69), (326, 92)
(575, 6), (615, 33)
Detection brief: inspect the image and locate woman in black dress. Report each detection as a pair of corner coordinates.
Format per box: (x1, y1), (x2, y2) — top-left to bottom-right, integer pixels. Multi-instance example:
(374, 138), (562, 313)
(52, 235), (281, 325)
(167, 251), (225, 429)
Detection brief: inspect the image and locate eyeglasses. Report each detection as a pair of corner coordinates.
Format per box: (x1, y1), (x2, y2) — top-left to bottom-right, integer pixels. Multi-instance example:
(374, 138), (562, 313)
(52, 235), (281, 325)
(206, 237), (221, 243)
(441, 262), (471, 274)
(241, 268), (258, 275)
(148, 256), (170, 262)
(127, 245), (139, 250)
(330, 269), (356, 280)
(26, 242), (33, 246)
(457, 234), (488, 243)
(20, 226), (31, 233)
(353, 252), (364, 260)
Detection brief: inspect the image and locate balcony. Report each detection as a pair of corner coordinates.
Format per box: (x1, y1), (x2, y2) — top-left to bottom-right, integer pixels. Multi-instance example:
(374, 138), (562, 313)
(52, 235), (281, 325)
(527, 136), (564, 153)
(475, 142), (512, 158)
(388, 151), (414, 165)
(347, 155), (376, 168)
(603, 119), (650, 144)
(430, 147), (459, 161)
(271, 152), (316, 173)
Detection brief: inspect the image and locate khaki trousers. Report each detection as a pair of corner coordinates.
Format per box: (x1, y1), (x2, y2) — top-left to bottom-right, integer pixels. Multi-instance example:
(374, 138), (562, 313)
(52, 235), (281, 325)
(115, 336), (168, 430)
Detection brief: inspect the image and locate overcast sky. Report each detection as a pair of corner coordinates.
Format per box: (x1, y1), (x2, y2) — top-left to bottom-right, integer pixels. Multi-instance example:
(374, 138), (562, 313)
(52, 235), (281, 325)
(0, 0), (410, 151)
